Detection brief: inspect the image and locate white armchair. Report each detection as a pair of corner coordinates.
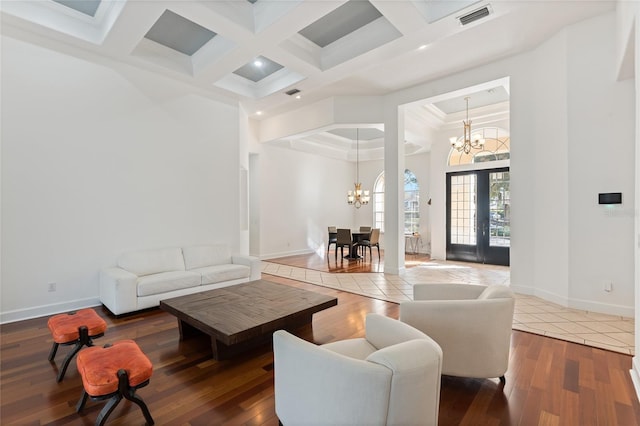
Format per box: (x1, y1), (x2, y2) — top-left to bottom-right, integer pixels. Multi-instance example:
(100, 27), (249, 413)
(273, 313), (443, 426)
(400, 284), (515, 382)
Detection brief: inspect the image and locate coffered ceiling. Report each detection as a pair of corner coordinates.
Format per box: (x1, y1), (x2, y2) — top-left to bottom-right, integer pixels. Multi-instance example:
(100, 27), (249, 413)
(1, 0), (615, 158)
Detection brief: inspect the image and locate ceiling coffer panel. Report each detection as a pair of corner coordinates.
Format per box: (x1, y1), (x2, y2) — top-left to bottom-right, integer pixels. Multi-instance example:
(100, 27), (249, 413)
(144, 10), (217, 56)
(298, 0), (382, 47)
(52, 0), (101, 17)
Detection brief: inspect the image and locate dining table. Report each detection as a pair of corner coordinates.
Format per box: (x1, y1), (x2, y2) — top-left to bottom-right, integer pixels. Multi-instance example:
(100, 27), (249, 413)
(344, 230), (370, 260)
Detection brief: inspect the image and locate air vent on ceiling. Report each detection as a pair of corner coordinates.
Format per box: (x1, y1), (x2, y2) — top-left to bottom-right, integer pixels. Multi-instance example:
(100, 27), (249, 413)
(285, 88), (301, 96)
(458, 6), (491, 26)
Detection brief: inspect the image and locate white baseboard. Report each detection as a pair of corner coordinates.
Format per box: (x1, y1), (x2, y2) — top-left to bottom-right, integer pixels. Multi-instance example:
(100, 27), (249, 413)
(567, 297), (634, 318)
(509, 285), (634, 318)
(631, 357), (640, 403)
(261, 248), (315, 260)
(0, 297), (101, 324)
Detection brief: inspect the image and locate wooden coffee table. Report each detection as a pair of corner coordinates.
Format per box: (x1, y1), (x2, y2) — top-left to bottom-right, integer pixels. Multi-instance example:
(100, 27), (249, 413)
(159, 279), (338, 360)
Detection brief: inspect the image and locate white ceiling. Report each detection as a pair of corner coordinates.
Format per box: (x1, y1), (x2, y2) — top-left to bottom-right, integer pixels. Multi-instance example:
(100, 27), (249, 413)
(1, 0), (616, 158)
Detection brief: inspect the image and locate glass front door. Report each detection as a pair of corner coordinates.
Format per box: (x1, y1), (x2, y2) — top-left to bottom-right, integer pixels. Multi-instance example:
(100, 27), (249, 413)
(446, 168), (510, 266)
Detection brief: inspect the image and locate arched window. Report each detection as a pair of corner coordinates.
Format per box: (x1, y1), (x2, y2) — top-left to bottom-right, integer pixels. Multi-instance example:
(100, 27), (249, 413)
(373, 173), (385, 232)
(373, 169), (420, 233)
(448, 127), (510, 166)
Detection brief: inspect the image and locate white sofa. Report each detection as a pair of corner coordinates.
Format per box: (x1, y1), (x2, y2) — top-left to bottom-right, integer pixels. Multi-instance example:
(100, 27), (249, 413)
(99, 245), (261, 315)
(273, 313), (443, 426)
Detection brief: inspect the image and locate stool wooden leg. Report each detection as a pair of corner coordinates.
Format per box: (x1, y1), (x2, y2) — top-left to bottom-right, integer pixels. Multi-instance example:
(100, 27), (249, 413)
(85, 369), (154, 426)
(57, 326), (90, 382)
(75, 389), (89, 413)
(118, 369), (154, 426)
(95, 394), (123, 426)
(48, 342), (59, 362)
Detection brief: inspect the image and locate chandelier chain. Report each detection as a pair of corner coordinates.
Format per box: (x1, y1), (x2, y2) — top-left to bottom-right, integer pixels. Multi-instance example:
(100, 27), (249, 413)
(347, 128), (370, 208)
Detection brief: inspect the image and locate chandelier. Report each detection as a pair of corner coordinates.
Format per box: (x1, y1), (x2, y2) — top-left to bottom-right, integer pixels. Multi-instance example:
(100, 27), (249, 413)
(347, 128), (370, 208)
(450, 96), (485, 154)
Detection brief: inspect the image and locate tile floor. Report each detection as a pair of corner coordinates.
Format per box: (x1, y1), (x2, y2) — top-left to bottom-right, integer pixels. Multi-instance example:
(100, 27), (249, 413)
(262, 259), (635, 355)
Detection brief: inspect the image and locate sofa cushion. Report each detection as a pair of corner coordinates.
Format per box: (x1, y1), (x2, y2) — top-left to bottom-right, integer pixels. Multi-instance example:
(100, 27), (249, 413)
(118, 248), (185, 277)
(195, 264), (250, 285)
(137, 271), (201, 297)
(182, 245), (232, 270)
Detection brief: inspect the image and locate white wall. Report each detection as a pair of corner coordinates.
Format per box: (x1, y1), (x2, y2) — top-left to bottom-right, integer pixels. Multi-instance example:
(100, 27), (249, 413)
(255, 143), (356, 259)
(510, 11), (635, 316)
(1, 35), (242, 322)
(528, 25), (571, 305)
(566, 13), (635, 312)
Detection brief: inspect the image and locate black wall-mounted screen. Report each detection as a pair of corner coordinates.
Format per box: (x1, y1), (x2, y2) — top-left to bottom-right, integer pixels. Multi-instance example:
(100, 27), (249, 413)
(598, 192), (622, 204)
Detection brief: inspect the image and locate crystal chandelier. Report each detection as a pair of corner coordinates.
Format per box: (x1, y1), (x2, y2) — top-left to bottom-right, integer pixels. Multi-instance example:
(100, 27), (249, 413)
(450, 96), (485, 154)
(347, 129), (370, 208)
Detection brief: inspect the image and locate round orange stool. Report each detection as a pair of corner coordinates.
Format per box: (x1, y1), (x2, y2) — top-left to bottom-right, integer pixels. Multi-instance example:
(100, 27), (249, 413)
(75, 339), (154, 426)
(47, 308), (107, 382)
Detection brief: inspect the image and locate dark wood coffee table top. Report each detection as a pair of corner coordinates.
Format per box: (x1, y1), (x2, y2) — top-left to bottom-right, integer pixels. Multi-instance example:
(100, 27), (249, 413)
(159, 279), (338, 349)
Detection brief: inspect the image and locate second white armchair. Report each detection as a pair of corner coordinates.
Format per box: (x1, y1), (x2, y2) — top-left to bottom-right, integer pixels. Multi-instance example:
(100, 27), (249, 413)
(400, 283), (515, 382)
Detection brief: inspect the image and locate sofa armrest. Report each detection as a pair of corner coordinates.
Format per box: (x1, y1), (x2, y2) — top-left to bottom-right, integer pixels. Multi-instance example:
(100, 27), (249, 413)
(99, 267), (138, 315)
(231, 255), (261, 281)
(412, 283), (487, 300)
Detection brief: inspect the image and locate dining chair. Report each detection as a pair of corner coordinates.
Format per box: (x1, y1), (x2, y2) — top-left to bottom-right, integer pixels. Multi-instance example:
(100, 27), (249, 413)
(360, 228), (381, 261)
(327, 226), (337, 254)
(335, 229), (354, 261)
(358, 227), (372, 257)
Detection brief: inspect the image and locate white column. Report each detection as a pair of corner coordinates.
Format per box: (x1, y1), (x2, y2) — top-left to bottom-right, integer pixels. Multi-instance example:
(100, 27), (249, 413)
(383, 103), (406, 275)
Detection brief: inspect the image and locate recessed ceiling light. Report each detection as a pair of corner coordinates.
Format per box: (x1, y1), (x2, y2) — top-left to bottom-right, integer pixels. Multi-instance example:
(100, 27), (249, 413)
(253, 60), (263, 67)
(418, 45), (427, 50)
(256, 111), (263, 115)
(295, 95), (302, 99)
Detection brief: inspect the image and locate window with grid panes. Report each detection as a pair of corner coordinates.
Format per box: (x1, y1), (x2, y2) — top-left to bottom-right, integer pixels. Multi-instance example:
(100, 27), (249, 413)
(372, 170), (420, 234)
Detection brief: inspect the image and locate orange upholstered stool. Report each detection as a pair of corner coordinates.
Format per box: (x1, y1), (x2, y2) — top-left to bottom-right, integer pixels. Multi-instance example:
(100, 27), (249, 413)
(76, 340), (154, 426)
(47, 308), (107, 382)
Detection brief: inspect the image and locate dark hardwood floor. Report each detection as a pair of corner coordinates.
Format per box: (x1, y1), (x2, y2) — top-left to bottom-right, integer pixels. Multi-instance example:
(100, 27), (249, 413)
(2, 273), (639, 425)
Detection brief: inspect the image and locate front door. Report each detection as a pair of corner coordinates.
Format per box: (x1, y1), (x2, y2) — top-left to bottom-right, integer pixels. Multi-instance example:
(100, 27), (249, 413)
(446, 168), (510, 266)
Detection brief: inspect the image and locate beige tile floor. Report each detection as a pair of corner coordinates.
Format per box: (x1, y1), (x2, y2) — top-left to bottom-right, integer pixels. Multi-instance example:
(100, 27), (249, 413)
(262, 259), (635, 355)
